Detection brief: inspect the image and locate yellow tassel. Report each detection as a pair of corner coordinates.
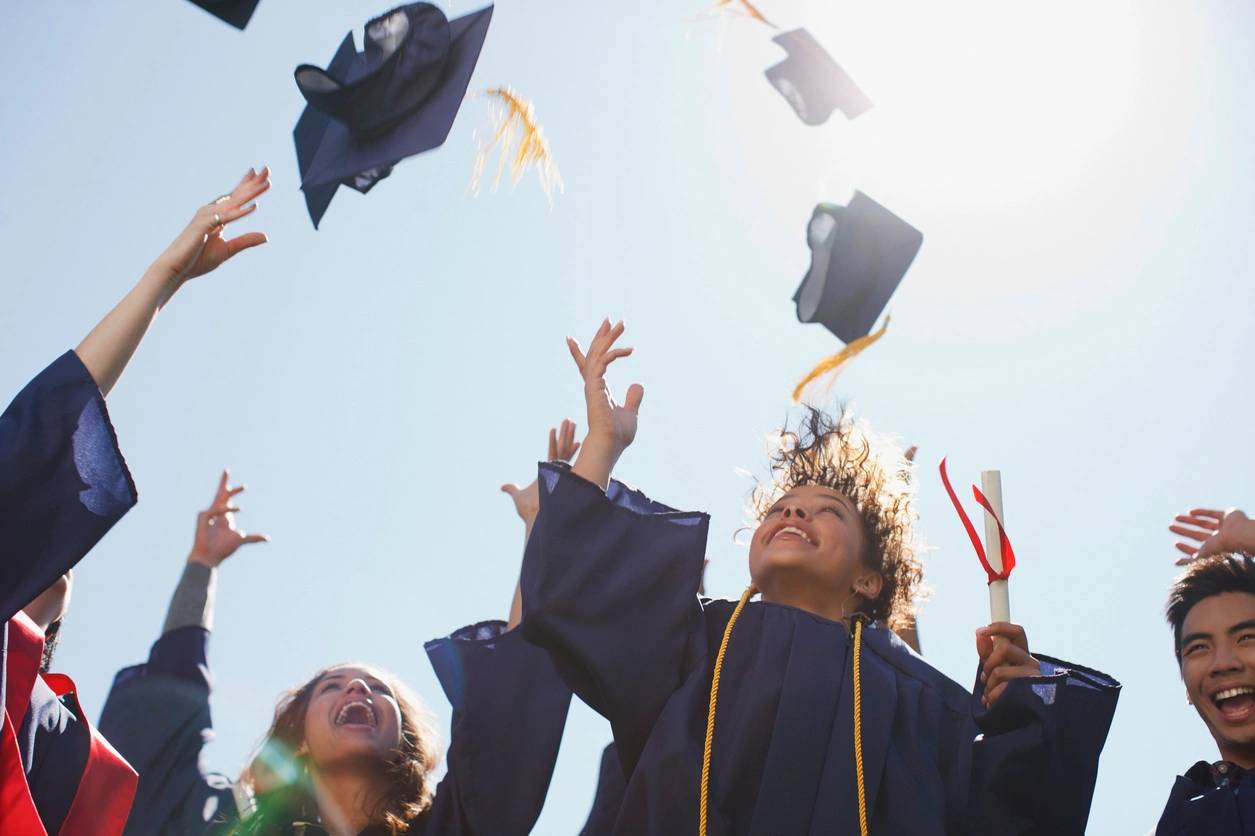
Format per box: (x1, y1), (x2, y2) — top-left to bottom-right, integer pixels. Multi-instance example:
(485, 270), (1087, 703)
(853, 617), (869, 836)
(791, 315), (891, 403)
(470, 87), (564, 205)
(699, 585), (755, 836)
(713, 0), (777, 28)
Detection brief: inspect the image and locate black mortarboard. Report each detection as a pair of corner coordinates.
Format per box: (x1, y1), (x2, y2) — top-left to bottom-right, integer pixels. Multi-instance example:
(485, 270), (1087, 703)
(293, 3), (494, 228)
(793, 192), (922, 343)
(765, 28), (872, 126)
(184, 0), (261, 29)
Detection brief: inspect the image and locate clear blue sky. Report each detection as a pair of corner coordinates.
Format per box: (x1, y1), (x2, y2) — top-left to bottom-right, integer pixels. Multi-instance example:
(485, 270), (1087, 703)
(2, 1), (1252, 832)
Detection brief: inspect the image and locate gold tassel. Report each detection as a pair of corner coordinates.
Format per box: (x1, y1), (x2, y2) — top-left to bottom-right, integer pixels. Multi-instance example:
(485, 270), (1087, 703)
(791, 315), (891, 403)
(470, 87), (564, 205)
(712, 0), (777, 28)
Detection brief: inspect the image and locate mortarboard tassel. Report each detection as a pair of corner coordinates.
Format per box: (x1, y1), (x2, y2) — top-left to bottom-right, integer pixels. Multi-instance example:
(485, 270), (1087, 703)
(791, 315), (891, 403)
(471, 87), (564, 205)
(712, 0), (778, 28)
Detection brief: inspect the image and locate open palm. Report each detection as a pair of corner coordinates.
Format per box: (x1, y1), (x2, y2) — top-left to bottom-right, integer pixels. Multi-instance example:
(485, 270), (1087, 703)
(189, 470), (269, 568)
(153, 168), (272, 287)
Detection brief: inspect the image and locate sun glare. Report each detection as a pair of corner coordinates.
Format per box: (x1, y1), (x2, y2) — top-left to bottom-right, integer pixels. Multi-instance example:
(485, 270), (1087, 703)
(815, 0), (1142, 205)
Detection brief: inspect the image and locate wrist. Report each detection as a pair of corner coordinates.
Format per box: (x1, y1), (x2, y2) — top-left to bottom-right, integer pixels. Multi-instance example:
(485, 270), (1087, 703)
(187, 552), (221, 569)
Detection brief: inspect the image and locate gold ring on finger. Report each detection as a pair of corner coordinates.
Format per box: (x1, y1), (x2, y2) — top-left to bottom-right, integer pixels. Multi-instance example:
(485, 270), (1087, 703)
(212, 212), (222, 228)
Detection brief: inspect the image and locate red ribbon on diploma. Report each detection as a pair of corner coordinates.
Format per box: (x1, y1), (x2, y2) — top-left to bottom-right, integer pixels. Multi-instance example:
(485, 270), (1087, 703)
(939, 458), (1017, 584)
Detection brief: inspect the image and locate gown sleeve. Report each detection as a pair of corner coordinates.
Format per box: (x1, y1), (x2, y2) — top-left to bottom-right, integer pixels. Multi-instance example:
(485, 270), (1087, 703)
(519, 463), (710, 774)
(0, 351), (137, 621)
(965, 654), (1121, 835)
(579, 743), (626, 836)
(419, 620), (573, 836)
(97, 566), (236, 835)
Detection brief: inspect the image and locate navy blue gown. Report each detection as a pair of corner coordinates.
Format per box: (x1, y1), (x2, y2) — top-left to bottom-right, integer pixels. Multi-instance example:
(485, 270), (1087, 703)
(99, 619), (573, 835)
(1, 351), (137, 832)
(580, 743), (626, 836)
(521, 463), (1122, 835)
(1157, 760), (1255, 834)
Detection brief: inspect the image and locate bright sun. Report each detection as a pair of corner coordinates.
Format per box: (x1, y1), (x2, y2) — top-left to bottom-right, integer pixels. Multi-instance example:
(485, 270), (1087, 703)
(806, 0), (1143, 206)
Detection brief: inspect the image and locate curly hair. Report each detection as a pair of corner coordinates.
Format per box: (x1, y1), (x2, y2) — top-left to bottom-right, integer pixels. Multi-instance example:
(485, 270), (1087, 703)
(233, 664), (441, 835)
(752, 405), (923, 629)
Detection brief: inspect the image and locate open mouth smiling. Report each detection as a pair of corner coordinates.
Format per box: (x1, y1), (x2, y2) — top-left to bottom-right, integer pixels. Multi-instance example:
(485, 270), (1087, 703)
(1211, 686), (1255, 725)
(334, 700), (378, 729)
(770, 525), (814, 545)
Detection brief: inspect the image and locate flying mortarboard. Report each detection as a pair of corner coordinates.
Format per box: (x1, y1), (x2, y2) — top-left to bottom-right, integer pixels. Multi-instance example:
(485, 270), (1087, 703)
(293, 3), (494, 228)
(766, 28), (872, 125)
(184, 0), (262, 29)
(791, 192), (923, 400)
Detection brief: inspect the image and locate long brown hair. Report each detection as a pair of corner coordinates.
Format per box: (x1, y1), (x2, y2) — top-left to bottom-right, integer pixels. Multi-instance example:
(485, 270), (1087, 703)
(233, 663), (441, 835)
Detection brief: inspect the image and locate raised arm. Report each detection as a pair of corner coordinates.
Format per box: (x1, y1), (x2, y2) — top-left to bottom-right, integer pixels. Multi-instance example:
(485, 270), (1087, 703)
(98, 471), (267, 834)
(1171, 507), (1255, 564)
(75, 168), (270, 396)
(501, 418), (581, 629)
(565, 319), (643, 490)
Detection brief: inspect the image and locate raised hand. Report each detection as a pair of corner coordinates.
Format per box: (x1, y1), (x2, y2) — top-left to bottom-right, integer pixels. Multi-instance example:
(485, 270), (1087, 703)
(188, 470), (269, 569)
(502, 419), (582, 528)
(1170, 508), (1255, 565)
(976, 622), (1040, 707)
(566, 320), (644, 489)
(150, 167), (271, 290)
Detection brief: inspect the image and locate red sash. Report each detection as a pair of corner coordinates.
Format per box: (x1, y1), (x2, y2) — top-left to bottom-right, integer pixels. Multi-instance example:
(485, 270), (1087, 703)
(0, 614), (137, 836)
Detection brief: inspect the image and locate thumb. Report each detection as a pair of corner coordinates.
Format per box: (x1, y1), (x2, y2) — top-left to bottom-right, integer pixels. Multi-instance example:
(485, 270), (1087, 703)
(624, 383), (645, 414)
(501, 484), (522, 499)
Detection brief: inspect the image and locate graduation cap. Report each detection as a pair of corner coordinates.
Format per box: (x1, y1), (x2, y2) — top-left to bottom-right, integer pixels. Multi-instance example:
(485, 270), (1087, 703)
(184, 0), (261, 29)
(293, 3), (494, 228)
(765, 28), (872, 125)
(791, 192), (923, 400)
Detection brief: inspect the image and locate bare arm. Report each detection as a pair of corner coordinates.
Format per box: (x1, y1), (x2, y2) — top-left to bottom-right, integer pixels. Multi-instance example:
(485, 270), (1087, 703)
(76, 168), (271, 396)
(565, 319), (643, 490)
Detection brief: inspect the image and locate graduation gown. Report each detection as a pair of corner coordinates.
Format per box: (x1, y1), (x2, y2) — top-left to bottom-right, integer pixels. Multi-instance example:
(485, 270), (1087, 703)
(0, 351), (138, 834)
(580, 743), (626, 836)
(520, 463), (1122, 835)
(1156, 760), (1255, 835)
(99, 619), (573, 835)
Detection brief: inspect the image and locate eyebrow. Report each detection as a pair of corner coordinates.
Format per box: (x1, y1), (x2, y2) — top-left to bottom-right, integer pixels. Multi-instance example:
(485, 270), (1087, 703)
(1180, 619), (1255, 647)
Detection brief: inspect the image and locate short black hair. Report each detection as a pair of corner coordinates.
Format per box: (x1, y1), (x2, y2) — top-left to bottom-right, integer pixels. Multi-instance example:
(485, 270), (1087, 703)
(1166, 553), (1255, 661)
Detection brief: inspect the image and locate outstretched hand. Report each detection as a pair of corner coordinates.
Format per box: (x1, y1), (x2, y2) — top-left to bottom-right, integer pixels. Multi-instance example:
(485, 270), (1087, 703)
(188, 470), (269, 569)
(567, 320), (643, 488)
(1170, 508), (1255, 565)
(502, 419), (581, 528)
(976, 622), (1040, 708)
(150, 168), (271, 291)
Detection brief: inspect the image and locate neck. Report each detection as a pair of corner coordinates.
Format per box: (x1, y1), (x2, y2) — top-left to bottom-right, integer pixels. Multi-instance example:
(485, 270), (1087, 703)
(311, 765), (383, 836)
(1218, 741), (1255, 771)
(756, 575), (856, 624)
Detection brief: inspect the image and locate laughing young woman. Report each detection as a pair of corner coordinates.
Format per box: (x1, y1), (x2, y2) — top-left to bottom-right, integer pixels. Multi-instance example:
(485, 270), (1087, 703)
(101, 453), (577, 836)
(519, 319), (1122, 835)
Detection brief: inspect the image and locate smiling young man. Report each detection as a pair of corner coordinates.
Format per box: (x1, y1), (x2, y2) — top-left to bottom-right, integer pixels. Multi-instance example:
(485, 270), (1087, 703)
(1158, 553), (1255, 834)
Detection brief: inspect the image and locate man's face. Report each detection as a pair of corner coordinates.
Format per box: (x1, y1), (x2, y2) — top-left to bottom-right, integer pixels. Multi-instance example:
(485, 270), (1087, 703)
(1180, 591), (1255, 762)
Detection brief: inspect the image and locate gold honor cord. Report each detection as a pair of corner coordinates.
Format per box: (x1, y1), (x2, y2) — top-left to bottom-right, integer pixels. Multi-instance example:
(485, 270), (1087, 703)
(791, 315), (892, 403)
(852, 616), (869, 836)
(699, 589), (870, 836)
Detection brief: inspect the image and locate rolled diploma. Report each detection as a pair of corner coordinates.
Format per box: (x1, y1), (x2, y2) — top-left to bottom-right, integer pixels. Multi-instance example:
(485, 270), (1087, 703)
(980, 470), (1011, 623)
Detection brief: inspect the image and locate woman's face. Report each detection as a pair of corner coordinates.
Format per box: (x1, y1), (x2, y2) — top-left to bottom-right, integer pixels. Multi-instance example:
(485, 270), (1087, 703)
(748, 485), (871, 605)
(302, 665), (404, 770)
